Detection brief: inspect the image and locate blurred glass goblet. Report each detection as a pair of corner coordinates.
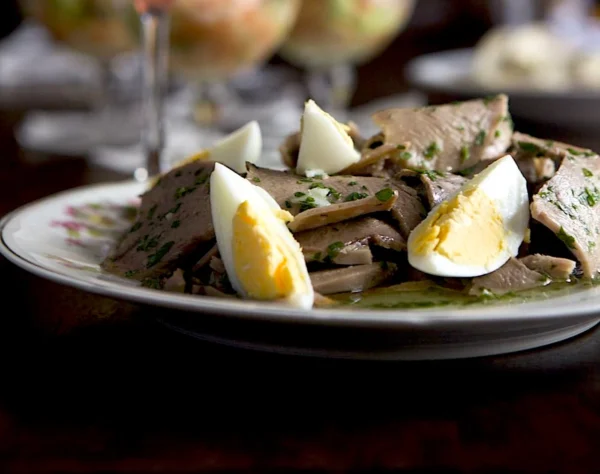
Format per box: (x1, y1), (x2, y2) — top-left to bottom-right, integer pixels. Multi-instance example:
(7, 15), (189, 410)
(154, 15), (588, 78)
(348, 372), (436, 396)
(279, 0), (415, 118)
(17, 0), (142, 156)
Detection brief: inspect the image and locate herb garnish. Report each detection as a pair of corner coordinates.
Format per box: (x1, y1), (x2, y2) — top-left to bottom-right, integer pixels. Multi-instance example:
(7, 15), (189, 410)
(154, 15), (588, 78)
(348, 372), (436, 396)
(474, 130), (486, 146)
(175, 186), (196, 199)
(327, 242), (344, 259)
(460, 146), (470, 163)
(424, 141), (441, 159)
(175, 171), (182, 177)
(583, 168), (594, 177)
(400, 151), (412, 160)
(556, 227), (576, 249)
(252, 177), (261, 182)
(518, 141), (540, 154)
(137, 234), (160, 252)
(146, 241), (175, 268)
(494, 130), (501, 138)
(147, 205), (157, 220)
(171, 220), (181, 229)
(124, 270), (137, 278)
(345, 192), (369, 202)
(349, 181), (358, 186)
(375, 188), (394, 202)
(129, 222), (142, 233)
(313, 252), (322, 261)
(294, 192), (306, 197)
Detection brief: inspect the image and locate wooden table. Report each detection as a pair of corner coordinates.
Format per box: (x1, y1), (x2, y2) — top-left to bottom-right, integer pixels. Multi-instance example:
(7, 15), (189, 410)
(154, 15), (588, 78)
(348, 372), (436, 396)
(1, 107), (600, 474)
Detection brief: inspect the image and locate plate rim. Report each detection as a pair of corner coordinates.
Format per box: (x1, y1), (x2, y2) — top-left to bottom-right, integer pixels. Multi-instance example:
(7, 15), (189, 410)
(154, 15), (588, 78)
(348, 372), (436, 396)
(3, 180), (600, 330)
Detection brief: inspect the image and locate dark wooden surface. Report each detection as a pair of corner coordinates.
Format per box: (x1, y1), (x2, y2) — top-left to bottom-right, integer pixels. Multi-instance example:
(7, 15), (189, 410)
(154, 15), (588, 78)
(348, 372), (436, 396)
(1, 4), (600, 472)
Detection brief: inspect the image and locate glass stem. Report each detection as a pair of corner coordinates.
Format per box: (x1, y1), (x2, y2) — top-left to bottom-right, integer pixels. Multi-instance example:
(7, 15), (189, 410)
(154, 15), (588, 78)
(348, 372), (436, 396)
(137, 8), (170, 181)
(307, 64), (356, 121)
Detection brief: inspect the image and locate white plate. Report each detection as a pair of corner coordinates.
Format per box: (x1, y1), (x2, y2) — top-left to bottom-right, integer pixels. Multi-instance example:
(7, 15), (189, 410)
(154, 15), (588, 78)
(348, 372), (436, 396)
(2, 180), (600, 360)
(406, 48), (600, 130)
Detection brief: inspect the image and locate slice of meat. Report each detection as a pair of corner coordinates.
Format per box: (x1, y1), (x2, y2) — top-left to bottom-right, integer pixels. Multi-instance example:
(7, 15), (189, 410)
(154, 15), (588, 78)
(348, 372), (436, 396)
(310, 263), (397, 295)
(247, 164), (425, 235)
(531, 155), (600, 278)
(469, 258), (549, 296)
(287, 192), (397, 233)
(279, 121), (364, 169)
(520, 254), (576, 280)
(163, 269), (186, 293)
(102, 160), (215, 280)
(295, 217), (405, 265)
(370, 95), (512, 173)
(512, 132), (598, 163)
(418, 172), (467, 208)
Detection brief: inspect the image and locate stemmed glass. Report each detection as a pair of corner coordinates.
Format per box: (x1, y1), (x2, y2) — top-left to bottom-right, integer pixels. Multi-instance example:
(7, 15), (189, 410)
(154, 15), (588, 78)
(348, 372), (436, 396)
(17, 0), (141, 155)
(111, 0), (300, 178)
(278, 0), (415, 119)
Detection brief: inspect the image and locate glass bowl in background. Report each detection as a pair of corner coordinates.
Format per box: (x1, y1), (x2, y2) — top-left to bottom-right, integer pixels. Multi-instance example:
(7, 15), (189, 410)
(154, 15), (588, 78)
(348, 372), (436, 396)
(279, 0), (415, 117)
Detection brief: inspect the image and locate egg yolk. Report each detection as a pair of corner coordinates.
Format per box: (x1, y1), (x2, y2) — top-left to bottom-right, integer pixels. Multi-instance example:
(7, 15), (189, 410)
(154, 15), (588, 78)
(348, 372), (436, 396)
(232, 200), (306, 301)
(411, 187), (506, 266)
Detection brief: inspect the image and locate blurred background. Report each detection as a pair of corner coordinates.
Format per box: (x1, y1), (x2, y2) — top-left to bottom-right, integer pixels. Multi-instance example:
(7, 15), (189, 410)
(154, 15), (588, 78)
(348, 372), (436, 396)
(0, 0), (599, 177)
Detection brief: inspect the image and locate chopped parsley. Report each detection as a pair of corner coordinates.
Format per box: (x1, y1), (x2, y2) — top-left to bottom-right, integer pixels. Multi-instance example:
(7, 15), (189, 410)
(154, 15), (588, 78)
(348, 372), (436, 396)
(252, 177), (261, 182)
(584, 151), (596, 157)
(396, 144), (406, 151)
(518, 141), (541, 154)
(345, 192), (369, 202)
(457, 166), (477, 176)
(474, 130), (486, 146)
(313, 252), (322, 261)
(297, 178), (313, 184)
(424, 141), (441, 160)
(567, 148), (583, 156)
(175, 171), (182, 177)
(175, 186), (196, 199)
(327, 241), (345, 260)
(494, 130), (501, 138)
(400, 151), (412, 160)
(294, 192), (306, 197)
(129, 222), (142, 233)
(589, 241), (597, 251)
(141, 277), (161, 289)
(171, 220), (181, 229)
(160, 202), (181, 220)
(545, 140), (555, 148)
(284, 200), (292, 209)
(137, 234), (160, 252)
(483, 95), (498, 105)
(147, 205), (157, 220)
(583, 187), (600, 207)
(349, 181), (358, 186)
(299, 197), (318, 212)
(361, 186), (368, 191)
(556, 227), (576, 249)
(583, 168), (594, 177)
(195, 174), (209, 185)
(124, 270), (137, 278)
(146, 241), (175, 268)
(375, 188), (394, 202)
(460, 146), (470, 163)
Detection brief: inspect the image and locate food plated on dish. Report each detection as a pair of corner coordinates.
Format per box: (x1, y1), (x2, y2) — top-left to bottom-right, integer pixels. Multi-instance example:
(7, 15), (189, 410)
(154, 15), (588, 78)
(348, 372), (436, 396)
(100, 94), (600, 310)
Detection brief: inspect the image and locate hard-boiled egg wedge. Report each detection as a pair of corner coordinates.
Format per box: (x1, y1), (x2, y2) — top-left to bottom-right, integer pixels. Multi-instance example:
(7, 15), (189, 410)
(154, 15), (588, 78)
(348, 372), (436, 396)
(407, 155), (529, 277)
(210, 163), (314, 309)
(172, 121), (261, 175)
(296, 100), (360, 177)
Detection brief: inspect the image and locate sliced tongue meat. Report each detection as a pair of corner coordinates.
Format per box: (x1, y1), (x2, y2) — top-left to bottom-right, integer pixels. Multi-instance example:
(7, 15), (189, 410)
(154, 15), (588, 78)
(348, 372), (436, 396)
(295, 217), (405, 265)
(246, 164), (424, 236)
(310, 263), (397, 295)
(520, 254), (576, 280)
(365, 95), (512, 173)
(531, 154), (600, 278)
(102, 160), (215, 282)
(469, 258), (549, 296)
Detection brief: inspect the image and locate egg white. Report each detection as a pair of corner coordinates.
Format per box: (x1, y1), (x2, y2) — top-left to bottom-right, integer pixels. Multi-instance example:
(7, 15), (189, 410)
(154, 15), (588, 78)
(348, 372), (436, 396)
(407, 155), (529, 277)
(296, 100), (360, 176)
(208, 121), (262, 174)
(210, 163), (314, 308)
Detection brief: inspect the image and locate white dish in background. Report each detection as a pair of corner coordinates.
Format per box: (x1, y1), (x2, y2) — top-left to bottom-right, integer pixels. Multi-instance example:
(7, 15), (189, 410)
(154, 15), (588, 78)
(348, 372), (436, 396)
(406, 48), (600, 130)
(1, 180), (599, 360)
